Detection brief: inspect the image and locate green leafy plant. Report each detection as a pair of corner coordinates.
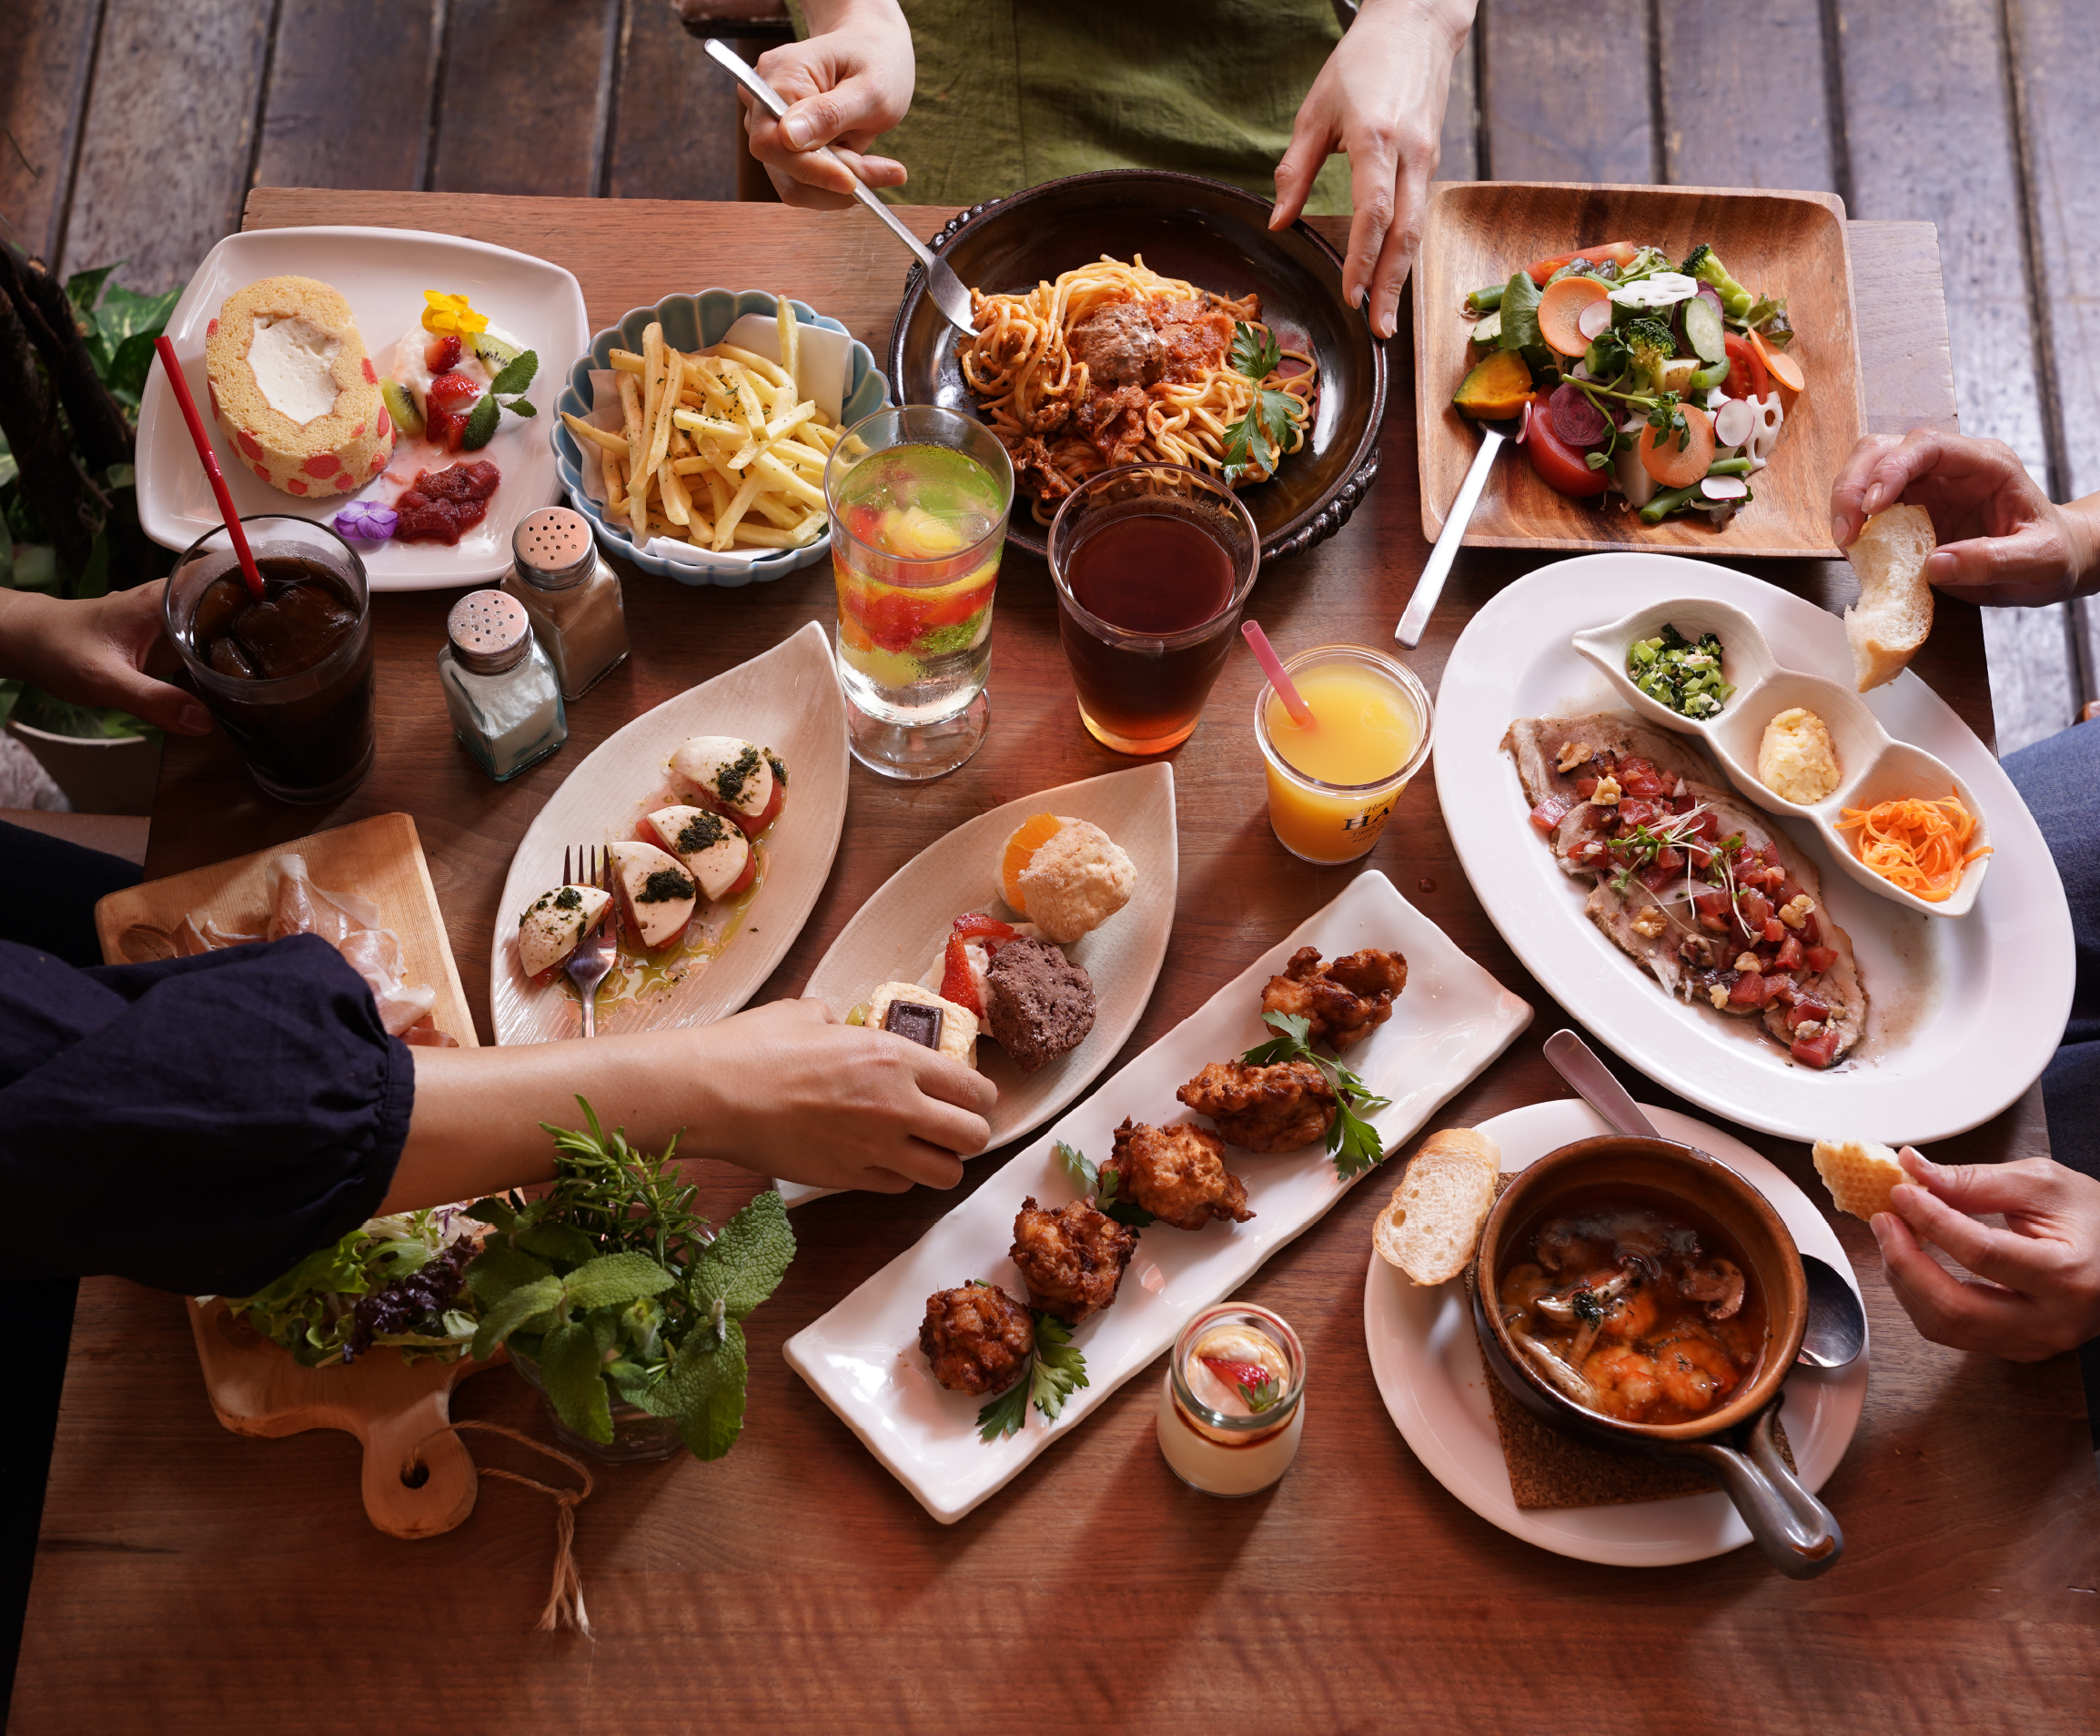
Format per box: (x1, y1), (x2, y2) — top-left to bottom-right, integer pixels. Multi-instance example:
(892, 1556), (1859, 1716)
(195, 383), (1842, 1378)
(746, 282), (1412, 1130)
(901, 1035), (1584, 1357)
(464, 1101), (795, 1459)
(460, 348), (540, 449)
(1055, 1140), (1154, 1230)
(1241, 1011), (1394, 1180)
(974, 1287), (1089, 1443)
(1221, 321), (1306, 482)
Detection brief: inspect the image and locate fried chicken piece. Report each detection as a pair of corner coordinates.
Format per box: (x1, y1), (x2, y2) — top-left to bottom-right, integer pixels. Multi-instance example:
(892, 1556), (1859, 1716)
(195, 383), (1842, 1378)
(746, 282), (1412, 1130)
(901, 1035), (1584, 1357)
(1260, 946), (1408, 1052)
(1104, 1118), (1254, 1233)
(1009, 1196), (1136, 1326)
(918, 1283), (1035, 1397)
(1176, 1059), (1337, 1153)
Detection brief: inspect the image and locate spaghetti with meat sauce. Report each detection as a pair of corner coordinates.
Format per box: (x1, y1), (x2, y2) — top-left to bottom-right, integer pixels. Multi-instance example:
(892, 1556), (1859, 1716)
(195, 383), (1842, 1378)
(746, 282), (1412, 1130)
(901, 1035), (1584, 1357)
(958, 256), (1317, 522)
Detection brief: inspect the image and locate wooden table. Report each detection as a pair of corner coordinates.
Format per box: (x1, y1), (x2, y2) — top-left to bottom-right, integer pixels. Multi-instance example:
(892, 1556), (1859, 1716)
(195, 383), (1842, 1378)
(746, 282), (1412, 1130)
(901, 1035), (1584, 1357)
(15, 193), (2095, 1731)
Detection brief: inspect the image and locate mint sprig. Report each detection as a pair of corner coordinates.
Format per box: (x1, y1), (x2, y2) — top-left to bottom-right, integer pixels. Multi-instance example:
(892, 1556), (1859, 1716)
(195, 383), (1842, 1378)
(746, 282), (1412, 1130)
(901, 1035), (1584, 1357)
(1241, 1010), (1394, 1180)
(976, 1305), (1090, 1443)
(1055, 1140), (1154, 1230)
(459, 348), (540, 449)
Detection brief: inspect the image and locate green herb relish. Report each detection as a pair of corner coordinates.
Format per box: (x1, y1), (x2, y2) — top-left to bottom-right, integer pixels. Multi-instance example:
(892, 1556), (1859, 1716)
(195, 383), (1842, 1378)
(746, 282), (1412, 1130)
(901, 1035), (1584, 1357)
(674, 811), (730, 854)
(638, 866), (695, 904)
(1628, 624), (1733, 719)
(715, 744), (762, 804)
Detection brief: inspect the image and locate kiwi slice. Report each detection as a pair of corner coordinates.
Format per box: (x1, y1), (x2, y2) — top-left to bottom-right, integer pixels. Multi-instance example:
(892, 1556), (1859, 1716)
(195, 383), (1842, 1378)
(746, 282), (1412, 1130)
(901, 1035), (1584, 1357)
(470, 331), (523, 372)
(379, 378), (424, 439)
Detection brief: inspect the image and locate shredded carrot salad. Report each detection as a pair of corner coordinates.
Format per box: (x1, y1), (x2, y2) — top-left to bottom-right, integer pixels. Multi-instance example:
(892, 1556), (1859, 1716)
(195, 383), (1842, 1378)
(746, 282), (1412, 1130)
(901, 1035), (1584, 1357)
(1835, 789), (1991, 902)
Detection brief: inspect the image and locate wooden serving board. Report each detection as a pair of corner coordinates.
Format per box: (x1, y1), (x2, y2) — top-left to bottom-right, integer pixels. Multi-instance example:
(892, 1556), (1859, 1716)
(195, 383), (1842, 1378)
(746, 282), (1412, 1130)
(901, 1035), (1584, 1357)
(95, 812), (496, 1538)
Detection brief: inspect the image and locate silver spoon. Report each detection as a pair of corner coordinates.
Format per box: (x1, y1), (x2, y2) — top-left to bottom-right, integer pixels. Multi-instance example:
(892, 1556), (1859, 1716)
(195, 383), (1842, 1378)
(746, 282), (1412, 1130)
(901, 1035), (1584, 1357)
(702, 39), (976, 336)
(1540, 1029), (1866, 1369)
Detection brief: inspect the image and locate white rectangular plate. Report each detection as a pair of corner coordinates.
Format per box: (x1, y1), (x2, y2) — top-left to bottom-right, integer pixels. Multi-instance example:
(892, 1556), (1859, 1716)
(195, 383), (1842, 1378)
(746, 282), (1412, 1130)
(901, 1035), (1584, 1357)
(137, 226), (590, 590)
(782, 869), (1533, 1523)
(781, 763), (1177, 1207)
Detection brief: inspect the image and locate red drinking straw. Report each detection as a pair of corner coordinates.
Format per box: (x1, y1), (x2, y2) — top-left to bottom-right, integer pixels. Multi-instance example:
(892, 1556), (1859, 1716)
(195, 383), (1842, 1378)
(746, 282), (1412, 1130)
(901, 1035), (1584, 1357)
(153, 335), (264, 600)
(1242, 620), (1315, 726)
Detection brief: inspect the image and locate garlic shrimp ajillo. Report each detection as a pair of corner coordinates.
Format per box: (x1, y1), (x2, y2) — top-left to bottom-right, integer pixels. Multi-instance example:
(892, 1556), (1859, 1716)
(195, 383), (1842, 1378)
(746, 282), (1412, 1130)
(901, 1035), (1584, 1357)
(958, 256), (1318, 522)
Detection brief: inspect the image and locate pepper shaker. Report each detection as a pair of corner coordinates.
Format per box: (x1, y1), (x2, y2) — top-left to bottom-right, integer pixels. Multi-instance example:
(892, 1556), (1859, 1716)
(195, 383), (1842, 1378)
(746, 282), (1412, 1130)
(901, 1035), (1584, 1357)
(439, 589), (568, 782)
(500, 506), (630, 701)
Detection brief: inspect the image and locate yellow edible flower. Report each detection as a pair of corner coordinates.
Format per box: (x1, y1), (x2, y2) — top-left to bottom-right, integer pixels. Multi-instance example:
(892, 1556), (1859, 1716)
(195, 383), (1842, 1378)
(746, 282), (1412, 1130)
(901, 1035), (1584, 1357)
(421, 290), (489, 337)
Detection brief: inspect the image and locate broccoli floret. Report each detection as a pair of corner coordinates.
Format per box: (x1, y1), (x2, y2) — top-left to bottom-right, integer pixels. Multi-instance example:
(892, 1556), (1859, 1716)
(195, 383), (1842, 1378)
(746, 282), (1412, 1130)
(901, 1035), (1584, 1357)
(1624, 317), (1676, 393)
(1680, 243), (1755, 319)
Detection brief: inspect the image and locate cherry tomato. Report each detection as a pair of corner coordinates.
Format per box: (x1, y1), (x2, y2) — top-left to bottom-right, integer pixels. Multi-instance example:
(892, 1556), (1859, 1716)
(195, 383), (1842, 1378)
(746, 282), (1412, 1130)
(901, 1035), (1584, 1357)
(1723, 333), (1768, 402)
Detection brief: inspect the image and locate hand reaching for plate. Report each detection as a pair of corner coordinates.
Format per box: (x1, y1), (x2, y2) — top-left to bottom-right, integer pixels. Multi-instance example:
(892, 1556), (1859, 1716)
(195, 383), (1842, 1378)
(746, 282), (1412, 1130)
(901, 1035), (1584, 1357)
(1871, 1146), (2100, 1361)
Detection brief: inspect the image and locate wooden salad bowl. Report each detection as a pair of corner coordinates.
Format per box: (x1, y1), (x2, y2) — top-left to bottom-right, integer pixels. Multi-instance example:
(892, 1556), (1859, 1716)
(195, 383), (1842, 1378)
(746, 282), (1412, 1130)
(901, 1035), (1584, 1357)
(1471, 1135), (1844, 1579)
(1414, 179), (1867, 559)
(888, 168), (1387, 566)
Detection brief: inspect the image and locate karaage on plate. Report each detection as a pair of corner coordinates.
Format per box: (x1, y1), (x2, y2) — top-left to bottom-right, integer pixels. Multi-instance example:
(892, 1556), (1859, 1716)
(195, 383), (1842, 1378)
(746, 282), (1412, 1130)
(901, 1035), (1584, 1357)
(1176, 1059), (1337, 1153)
(1105, 1118), (1255, 1232)
(918, 1282), (1035, 1396)
(1260, 947), (1408, 1052)
(1009, 1196), (1136, 1325)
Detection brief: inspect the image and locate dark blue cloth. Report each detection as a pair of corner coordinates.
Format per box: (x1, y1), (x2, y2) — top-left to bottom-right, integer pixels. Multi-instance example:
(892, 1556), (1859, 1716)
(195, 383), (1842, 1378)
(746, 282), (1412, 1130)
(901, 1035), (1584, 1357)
(0, 822), (145, 968)
(0, 931), (413, 1295)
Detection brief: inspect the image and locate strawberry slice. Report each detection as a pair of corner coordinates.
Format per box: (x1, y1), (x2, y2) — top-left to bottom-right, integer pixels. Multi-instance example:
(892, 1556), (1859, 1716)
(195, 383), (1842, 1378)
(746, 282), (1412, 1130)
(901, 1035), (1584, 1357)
(940, 936), (984, 1017)
(1200, 1357), (1275, 1390)
(951, 912), (1019, 944)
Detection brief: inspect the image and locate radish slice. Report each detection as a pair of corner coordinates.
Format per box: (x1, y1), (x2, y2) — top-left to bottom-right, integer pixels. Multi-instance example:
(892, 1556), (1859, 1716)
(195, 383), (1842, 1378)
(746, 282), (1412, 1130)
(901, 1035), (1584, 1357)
(1577, 299), (1614, 340)
(1713, 399), (1757, 448)
(1701, 475), (1749, 500)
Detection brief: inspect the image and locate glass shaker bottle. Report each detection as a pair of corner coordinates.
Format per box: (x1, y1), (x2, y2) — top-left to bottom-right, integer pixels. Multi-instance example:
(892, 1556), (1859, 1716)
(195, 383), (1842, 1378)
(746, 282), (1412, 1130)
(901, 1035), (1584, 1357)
(439, 590), (568, 782)
(500, 506), (630, 700)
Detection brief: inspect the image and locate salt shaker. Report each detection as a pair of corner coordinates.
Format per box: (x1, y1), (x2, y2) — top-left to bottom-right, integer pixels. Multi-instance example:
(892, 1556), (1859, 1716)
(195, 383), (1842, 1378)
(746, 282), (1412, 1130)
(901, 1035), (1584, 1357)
(439, 590), (568, 782)
(500, 507), (630, 700)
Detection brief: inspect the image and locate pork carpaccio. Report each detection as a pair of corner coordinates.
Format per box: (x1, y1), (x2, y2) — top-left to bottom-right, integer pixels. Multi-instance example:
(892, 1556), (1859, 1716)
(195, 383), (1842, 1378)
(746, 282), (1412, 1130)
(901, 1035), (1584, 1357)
(1505, 712), (1865, 1069)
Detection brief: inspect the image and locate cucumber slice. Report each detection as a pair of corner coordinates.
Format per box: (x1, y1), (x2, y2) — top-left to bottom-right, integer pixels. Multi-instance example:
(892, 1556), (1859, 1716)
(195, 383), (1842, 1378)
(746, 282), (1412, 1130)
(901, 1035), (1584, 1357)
(1683, 295), (1726, 365)
(1469, 309), (1503, 346)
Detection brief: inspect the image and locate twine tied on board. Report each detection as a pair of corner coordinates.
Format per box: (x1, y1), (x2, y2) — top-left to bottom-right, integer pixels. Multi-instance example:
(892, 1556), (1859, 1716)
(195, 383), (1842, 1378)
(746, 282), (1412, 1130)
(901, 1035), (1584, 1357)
(406, 1419), (596, 1636)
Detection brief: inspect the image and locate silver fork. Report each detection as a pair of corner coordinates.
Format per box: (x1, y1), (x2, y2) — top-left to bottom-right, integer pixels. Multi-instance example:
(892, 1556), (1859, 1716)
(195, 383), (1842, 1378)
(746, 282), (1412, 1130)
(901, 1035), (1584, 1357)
(563, 844), (618, 1038)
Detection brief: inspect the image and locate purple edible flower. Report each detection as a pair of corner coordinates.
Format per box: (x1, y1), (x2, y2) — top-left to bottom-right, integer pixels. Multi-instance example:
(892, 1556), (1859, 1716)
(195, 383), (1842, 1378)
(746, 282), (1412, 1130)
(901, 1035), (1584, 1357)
(334, 500), (399, 542)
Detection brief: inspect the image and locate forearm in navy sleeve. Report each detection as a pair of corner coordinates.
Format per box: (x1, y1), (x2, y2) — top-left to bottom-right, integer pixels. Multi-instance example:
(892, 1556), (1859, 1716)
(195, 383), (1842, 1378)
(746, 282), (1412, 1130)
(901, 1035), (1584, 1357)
(0, 933), (414, 1294)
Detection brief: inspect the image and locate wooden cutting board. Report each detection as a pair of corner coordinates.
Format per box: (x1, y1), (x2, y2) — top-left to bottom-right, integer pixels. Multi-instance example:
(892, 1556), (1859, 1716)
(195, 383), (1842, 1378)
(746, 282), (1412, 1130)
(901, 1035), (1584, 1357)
(96, 812), (499, 1538)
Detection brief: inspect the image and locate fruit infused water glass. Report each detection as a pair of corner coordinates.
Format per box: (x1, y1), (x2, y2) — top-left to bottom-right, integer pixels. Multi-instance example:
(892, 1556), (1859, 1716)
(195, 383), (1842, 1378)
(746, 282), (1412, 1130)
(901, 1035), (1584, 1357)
(825, 406), (1014, 780)
(1254, 643), (1434, 863)
(1047, 464), (1258, 753)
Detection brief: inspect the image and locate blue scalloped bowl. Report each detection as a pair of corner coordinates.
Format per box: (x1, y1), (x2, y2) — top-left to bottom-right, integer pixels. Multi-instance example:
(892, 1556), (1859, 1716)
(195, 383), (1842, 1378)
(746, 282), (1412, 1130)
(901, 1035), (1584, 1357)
(553, 288), (891, 587)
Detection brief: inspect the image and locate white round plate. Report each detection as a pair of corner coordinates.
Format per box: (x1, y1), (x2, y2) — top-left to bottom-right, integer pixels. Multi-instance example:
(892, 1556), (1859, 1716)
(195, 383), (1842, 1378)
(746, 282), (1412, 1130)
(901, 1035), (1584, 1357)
(136, 226), (590, 590)
(1436, 552), (2074, 1143)
(781, 763), (1178, 1206)
(1362, 1097), (1869, 1567)
(490, 621), (847, 1045)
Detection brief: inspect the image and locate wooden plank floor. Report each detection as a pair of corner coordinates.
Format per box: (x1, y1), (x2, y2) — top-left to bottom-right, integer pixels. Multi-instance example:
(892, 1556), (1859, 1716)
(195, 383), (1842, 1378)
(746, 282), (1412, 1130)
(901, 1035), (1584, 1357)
(2, 0), (2093, 747)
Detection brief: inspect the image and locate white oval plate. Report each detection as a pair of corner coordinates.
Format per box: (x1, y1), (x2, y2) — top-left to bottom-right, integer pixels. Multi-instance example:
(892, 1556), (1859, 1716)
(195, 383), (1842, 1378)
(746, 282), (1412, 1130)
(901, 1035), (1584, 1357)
(490, 621), (847, 1045)
(1363, 1097), (1868, 1568)
(783, 869), (1534, 1524)
(781, 763), (1178, 1207)
(1437, 552), (2074, 1143)
(137, 226), (590, 590)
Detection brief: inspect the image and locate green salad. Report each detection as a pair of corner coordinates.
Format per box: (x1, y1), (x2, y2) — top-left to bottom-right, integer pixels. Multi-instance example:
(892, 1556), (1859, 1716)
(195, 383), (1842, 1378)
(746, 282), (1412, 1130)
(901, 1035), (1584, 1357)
(1628, 624), (1733, 719)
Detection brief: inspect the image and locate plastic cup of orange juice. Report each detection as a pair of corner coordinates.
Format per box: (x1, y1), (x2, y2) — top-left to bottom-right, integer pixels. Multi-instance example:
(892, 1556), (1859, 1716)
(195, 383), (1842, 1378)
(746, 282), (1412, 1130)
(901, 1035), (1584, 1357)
(1254, 643), (1434, 863)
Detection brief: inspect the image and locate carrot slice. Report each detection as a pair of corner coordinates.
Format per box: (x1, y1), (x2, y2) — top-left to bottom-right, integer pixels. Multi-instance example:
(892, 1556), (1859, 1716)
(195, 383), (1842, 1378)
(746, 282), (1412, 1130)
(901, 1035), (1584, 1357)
(1638, 403), (1717, 488)
(1537, 276), (1612, 358)
(1526, 241), (1641, 287)
(999, 812), (1065, 912)
(1749, 327), (1806, 394)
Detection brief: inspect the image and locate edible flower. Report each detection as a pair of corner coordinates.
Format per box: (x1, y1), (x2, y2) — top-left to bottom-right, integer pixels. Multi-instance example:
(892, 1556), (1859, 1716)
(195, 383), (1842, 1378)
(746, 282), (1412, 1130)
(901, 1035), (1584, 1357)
(334, 500), (398, 542)
(1835, 789), (1990, 902)
(421, 290), (489, 337)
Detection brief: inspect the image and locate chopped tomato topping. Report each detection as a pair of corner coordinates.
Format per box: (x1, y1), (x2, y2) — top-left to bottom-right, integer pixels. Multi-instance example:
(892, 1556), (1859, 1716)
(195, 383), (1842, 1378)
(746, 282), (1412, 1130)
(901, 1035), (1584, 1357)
(1694, 892), (1732, 931)
(1739, 891), (1773, 928)
(1530, 795), (1574, 833)
(1785, 996), (1830, 1033)
(1762, 918), (1785, 945)
(1729, 972), (1767, 1006)
(1805, 944), (1839, 974)
(1576, 776), (1600, 799)
(1792, 1028), (1843, 1068)
(1774, 934), (1804, 973)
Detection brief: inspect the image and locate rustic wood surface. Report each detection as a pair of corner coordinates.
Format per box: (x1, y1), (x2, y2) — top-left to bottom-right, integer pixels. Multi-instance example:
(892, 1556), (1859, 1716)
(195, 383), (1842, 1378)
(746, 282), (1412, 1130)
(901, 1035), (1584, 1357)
(12, 192), (2094, 1734)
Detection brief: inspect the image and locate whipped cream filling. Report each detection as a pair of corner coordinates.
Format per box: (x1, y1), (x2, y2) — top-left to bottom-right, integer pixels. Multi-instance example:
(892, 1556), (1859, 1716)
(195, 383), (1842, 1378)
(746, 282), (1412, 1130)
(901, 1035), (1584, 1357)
(247, 314), (343, 424)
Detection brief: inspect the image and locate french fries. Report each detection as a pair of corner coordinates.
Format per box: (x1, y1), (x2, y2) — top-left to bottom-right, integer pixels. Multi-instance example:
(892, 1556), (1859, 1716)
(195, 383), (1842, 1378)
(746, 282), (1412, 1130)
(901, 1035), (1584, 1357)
(558, 297), (836, 557)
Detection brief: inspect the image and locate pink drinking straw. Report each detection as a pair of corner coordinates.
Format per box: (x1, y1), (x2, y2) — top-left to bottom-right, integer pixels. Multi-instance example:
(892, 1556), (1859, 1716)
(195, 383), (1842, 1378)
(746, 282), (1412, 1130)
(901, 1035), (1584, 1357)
(153, 335), (264, 600)
(1242, 620), (1314, 726)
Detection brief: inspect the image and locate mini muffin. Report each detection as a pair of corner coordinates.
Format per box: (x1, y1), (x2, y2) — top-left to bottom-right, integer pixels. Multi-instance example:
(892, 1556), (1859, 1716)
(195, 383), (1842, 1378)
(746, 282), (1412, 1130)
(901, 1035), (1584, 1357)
(1014, 821), (1136, 944)
(983, 937), (1095, 1072)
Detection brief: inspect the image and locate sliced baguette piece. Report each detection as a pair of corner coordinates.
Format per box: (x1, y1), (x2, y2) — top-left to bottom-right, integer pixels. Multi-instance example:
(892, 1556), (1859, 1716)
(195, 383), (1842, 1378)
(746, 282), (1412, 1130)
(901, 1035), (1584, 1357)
(1843, 503), (1935, 691)
(1373, 1126), (1501, 1286)
(1812, 1136), (1906, 1220)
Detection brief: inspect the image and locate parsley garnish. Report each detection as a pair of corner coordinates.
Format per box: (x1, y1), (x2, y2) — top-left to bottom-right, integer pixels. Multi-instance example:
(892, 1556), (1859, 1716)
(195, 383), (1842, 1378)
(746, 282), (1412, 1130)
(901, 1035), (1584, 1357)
(1221, 322), (1304, 482)
(1056, 1141), (1154, 1230)
(975, 1305), (1090, 1443)
(1241, 1011), (1394, 1180)
(1644, 390), (1691, 452)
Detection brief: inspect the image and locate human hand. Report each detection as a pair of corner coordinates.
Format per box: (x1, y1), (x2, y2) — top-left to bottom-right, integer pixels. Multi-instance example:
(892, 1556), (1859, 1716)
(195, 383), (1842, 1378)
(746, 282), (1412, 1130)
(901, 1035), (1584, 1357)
(1828, 429), (2100, 608)
(1870, 1147), (2100, 1361)
(1272, 0), (1476, 340)
(0, 582), (211, 733)
(692, 997), (996, 1194)
(742, 0), (914, 208)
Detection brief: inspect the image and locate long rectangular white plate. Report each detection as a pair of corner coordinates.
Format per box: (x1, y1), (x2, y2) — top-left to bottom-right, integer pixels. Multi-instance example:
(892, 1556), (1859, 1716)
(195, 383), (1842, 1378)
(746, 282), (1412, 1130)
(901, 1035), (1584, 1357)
(137, 226), (589, 590)
(782, 869), (1534, 1523)
(1436, 552), (2075, 1144)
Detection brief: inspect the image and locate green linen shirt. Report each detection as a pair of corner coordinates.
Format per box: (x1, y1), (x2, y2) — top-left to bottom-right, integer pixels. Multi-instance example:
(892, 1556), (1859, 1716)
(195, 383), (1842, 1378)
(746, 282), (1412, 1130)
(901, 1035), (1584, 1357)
(784, 1), (1355, 214)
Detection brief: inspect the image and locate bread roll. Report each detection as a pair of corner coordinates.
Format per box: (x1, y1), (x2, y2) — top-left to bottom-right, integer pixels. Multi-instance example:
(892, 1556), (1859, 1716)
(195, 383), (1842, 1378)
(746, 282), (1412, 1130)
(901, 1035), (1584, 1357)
(1844, 504), (1935, 691)
(1372, 1126), (1500, 1286)
(1812, 1136), (1906, 1220)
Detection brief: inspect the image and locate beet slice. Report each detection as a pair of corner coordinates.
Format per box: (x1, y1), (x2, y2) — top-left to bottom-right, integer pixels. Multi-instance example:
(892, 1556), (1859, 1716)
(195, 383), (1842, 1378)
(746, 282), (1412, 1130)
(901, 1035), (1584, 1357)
(1549, 382), (1610, 449)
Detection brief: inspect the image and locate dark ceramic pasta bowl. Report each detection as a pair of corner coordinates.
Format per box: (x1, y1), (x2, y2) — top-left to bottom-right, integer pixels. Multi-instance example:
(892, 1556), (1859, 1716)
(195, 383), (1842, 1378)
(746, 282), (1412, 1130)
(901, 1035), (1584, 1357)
(887, 170), (1387, 566)
(1472, 1136), (1844, 1579)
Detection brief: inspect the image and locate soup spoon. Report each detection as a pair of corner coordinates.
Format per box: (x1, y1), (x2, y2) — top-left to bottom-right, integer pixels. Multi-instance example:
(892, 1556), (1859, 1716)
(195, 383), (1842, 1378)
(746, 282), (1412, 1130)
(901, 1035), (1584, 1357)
(1540, 1029), (1866, 1369)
